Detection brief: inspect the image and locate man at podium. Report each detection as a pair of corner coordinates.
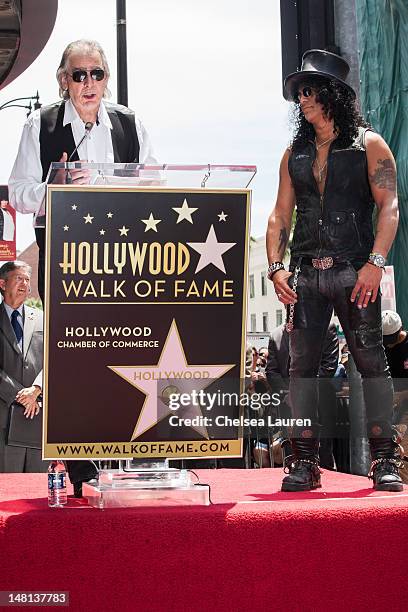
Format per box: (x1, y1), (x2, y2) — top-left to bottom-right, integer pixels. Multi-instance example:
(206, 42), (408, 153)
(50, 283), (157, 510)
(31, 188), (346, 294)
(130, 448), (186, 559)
(8, 39), (157, 495)
(9, 38), (156, 303)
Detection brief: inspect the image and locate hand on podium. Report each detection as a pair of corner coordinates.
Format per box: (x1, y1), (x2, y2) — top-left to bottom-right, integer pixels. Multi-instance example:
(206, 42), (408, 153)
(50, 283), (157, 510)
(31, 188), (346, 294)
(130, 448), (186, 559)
(54, 152), (91, 185)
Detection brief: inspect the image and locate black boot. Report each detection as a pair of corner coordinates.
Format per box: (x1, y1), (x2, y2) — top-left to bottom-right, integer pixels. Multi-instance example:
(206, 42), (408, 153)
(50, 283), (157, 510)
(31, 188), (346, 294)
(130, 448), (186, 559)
(369, 435), (403, 492)
(281, 438), (321, 492)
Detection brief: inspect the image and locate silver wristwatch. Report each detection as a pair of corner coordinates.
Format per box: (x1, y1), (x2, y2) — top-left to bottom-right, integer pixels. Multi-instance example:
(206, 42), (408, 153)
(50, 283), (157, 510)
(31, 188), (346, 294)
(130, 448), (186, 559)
(267, 262), (285, 280)
(368, 252), (386, 269)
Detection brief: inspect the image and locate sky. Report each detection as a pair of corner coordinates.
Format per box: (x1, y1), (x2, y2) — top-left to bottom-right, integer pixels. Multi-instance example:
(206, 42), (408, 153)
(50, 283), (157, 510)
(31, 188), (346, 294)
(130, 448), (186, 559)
(0, 0), (290, 252)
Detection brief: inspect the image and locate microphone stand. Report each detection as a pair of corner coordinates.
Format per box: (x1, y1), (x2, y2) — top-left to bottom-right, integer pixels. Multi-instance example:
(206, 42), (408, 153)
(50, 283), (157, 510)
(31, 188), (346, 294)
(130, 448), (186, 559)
(66, 122), (94, 184)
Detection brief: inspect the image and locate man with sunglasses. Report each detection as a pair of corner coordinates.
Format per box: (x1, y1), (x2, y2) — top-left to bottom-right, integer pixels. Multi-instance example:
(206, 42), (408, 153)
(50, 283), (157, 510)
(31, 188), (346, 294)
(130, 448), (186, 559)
(266, 49), (402, 492)
(8, 39), (156, 495)
(9, 38), (156, 304)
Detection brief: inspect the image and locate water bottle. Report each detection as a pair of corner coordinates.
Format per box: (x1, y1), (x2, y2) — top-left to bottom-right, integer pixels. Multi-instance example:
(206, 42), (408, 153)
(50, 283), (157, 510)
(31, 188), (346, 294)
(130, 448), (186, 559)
(48, 461), (67, 507)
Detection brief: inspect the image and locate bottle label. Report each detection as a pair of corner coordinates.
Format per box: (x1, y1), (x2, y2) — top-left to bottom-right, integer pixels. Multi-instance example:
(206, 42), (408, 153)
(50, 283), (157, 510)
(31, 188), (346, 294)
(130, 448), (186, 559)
(48, 473), (66, 490)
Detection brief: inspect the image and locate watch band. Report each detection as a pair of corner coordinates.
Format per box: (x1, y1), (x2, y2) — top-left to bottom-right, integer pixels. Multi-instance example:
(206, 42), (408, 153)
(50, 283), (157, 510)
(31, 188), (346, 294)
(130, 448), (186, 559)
(368, 252), (386, 269)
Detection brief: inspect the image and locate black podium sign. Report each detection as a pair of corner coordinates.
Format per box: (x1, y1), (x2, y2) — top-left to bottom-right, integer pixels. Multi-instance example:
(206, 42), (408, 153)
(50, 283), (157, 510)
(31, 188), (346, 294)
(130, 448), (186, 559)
(44, 187), (250, 459)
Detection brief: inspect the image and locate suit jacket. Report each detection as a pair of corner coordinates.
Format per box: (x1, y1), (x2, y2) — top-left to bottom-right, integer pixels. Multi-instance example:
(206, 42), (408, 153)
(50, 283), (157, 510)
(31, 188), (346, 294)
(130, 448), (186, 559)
(0, 302), (43, 428)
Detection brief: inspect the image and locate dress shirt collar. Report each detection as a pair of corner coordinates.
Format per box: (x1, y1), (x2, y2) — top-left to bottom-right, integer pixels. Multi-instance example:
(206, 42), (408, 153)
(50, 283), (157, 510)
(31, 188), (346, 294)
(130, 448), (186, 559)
(62, 98), (112, 130)
(3, 301), (24, 322)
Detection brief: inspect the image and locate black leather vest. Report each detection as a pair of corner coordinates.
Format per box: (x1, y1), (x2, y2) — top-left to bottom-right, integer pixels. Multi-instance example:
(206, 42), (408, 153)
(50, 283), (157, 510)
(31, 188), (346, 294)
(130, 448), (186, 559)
(39, 100), (140, 181)
(289, 127), (375, 264)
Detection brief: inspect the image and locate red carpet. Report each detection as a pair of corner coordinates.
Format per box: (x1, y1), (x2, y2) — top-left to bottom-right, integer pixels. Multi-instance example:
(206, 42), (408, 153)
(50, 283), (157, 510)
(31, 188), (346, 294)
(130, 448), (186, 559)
(0, 469), (407, 612)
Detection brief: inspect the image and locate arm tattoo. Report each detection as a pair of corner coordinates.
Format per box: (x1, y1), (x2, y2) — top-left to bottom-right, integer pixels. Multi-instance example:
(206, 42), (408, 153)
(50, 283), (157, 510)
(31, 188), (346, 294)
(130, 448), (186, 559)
(278, 227), (288, 256)
(369, 158), (397, 191)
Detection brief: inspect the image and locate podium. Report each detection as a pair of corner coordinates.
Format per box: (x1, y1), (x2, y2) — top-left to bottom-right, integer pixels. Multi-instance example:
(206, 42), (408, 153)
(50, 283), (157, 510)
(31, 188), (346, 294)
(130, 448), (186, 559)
(42, 163), (255, 507)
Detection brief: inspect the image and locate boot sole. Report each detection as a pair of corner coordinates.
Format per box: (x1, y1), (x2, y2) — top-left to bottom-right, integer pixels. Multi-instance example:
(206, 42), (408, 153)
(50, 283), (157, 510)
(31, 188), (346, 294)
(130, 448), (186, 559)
(374, 483), (403, 492)
(281, 482), (321, 492)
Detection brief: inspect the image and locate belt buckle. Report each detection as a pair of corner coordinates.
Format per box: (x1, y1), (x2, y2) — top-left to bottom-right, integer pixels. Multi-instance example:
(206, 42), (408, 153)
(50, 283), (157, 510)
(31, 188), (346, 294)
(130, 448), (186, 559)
(312, 256), (334, 270)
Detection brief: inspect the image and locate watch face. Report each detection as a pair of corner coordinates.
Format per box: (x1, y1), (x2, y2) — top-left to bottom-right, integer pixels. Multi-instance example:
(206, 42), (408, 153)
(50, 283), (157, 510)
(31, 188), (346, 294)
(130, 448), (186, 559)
(370, 253), (385, 267)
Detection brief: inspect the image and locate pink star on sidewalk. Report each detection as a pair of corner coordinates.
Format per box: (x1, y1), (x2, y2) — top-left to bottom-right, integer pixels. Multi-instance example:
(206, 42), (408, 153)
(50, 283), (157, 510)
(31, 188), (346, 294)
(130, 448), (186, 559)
(109, 320), (234, 439)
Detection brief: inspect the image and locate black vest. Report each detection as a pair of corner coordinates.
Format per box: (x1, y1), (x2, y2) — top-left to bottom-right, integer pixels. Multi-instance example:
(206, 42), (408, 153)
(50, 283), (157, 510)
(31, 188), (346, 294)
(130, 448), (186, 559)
(39, 100), (140, 181)
(288, 127), (375, 264)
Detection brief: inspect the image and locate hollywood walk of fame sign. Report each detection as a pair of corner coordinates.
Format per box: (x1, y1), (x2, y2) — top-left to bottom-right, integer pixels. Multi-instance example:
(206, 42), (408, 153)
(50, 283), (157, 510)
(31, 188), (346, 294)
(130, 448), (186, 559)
(43, 185), (250, 460)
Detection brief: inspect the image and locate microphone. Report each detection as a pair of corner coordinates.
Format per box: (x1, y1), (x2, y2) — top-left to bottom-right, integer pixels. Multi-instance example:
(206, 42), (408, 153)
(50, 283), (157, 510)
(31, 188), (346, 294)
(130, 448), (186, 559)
(68, 121), (94, 162)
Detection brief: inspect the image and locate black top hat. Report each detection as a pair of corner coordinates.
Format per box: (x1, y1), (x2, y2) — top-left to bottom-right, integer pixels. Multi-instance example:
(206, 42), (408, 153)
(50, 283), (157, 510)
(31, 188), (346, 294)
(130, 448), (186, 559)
(284, 49), (356, 101)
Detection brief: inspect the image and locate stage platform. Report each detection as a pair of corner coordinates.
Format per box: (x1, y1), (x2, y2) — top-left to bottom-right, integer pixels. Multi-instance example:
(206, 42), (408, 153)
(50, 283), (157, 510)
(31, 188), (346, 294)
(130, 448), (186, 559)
(0, 469), (407, 611)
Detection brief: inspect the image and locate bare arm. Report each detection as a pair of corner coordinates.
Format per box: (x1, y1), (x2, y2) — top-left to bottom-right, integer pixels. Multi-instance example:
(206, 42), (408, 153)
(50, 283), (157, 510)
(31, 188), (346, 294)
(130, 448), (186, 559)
(350, 132), (398, 308)
(266, 149), (297, 304)
(366, 131), (399, 255)
(266, 149), (296, 262)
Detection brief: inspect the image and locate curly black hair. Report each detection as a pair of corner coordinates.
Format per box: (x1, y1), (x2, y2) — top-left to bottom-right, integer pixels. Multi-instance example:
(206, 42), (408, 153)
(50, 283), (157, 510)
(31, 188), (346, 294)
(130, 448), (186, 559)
(290, 78), (371, 152)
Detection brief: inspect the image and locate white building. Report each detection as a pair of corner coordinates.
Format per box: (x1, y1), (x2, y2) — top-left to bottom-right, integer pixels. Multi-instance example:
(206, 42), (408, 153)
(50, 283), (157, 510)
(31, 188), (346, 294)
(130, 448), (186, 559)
(247, 235), (285, 342)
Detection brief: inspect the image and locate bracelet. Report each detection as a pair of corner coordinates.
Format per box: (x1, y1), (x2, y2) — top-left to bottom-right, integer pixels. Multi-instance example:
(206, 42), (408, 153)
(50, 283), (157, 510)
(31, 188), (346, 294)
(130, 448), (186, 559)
(367, 260), (385, 271)
(267, 262), (285, 280)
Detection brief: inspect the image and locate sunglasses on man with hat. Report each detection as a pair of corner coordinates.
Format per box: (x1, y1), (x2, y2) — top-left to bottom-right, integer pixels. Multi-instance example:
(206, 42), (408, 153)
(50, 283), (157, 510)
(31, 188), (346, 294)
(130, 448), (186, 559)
(293, 85), (320, 104)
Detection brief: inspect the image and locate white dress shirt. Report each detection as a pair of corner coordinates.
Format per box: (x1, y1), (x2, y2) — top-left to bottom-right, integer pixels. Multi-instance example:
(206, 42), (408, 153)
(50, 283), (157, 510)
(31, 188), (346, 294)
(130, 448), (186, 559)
(8, 98), (157, 218)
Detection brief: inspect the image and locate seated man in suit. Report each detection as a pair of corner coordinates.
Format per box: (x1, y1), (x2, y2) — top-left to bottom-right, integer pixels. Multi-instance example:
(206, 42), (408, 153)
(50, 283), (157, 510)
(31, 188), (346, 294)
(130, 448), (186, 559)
(0, 261), (46, 472)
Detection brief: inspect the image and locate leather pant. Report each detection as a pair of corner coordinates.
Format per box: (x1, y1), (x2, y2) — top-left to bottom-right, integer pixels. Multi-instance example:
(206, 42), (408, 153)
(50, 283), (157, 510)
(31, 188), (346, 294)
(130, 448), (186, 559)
(288, 262), (394, 440)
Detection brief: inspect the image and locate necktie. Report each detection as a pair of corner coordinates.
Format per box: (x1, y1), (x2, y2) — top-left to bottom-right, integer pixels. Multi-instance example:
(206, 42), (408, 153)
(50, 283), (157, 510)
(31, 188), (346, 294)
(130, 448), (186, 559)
(11, 310), (23, 344)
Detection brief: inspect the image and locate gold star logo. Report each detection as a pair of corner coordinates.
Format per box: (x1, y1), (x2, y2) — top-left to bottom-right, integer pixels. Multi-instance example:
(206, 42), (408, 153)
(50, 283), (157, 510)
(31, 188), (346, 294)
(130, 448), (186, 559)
(142, 213), (161, 233)
(172, 199), (198, 224)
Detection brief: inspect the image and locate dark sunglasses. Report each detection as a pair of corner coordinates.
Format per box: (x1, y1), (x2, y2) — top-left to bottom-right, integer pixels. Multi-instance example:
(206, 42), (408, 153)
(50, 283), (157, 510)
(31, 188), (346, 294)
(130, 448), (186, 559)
(294, 86), (315, 103)
(69, 68), (105, 83)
